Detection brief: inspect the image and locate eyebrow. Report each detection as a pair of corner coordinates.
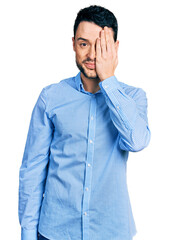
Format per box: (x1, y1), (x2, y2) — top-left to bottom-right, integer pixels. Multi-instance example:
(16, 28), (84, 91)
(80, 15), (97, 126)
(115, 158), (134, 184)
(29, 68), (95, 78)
(77, 37), (89, 42)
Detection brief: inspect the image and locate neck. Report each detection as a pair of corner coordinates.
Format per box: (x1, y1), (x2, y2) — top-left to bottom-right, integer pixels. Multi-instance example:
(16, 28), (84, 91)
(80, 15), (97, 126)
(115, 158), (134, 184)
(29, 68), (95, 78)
(80, 72), (101, 94)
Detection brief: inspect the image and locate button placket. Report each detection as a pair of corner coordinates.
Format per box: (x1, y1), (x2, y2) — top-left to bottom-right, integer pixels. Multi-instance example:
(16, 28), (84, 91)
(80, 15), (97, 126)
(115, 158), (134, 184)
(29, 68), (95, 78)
(82, 95), (97, 240)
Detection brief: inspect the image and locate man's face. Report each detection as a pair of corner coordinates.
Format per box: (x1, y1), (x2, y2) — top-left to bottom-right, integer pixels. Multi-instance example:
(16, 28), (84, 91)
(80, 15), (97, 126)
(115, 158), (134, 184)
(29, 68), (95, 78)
(72, 21), (114, 80)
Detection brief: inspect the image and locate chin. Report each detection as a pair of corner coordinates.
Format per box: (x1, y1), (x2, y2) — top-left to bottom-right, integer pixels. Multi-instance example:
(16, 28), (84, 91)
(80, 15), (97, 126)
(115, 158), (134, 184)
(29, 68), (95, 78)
(84, 69), (97, 79)
(76, 61), (98, 79)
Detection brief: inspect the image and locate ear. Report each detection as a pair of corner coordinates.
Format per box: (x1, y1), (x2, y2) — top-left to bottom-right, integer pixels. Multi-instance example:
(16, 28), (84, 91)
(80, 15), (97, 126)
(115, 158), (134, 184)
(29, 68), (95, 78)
(72, 37), (75, 52)
(115, 40), (119, 53)
(115, 40), (119, 50)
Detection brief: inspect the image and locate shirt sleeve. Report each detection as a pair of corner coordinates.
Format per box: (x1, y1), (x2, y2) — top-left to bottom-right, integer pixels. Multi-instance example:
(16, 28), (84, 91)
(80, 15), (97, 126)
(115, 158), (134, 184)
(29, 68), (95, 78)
(99, 76), (151, 152)
(18, 87), (54, 240)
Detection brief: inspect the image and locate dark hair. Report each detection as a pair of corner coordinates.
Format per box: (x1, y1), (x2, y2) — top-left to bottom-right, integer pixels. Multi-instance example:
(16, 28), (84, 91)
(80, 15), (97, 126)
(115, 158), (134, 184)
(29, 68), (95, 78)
(73, 5), (118, 42)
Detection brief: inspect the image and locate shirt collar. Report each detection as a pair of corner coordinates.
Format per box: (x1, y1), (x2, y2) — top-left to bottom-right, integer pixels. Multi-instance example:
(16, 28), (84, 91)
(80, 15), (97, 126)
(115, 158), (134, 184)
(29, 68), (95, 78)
(75, 71), (83, 92)
(75, 71), (102, 94)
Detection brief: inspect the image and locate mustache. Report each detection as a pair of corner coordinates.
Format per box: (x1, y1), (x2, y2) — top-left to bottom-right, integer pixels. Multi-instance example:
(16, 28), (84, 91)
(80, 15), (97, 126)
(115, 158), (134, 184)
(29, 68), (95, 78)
(83, 58), (96, 63)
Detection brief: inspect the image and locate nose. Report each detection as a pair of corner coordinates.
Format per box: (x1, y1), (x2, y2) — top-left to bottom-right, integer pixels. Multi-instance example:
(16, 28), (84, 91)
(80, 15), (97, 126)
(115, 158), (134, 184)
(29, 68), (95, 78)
(87, 45), (96, 60)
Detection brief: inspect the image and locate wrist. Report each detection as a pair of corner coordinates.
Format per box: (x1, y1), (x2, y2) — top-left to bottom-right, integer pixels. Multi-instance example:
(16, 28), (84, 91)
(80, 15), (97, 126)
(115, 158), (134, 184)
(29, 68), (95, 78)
(99, 73), (115, 82)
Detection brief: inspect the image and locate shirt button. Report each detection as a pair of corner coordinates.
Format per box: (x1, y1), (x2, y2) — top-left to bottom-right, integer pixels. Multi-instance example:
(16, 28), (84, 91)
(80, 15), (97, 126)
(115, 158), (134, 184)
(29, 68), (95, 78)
(87, 163), (91, 167)
(91, 116), (93, 120)
(117, 105), (120, 109)
(104, 85), (108, 88)
(84, 212), (87, 216)
(85, 187), (89, 191)
(89, 139), (93, 144)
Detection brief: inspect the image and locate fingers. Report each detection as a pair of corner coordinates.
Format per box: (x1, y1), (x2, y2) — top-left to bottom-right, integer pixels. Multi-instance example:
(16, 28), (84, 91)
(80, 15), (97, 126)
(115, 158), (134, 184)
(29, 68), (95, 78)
(96, 27), (117, 59)
(104, 27), (111, 54)
(100, 30), (107, 57)
(103, 26), (116, 55)
(96, 38), (101, 59)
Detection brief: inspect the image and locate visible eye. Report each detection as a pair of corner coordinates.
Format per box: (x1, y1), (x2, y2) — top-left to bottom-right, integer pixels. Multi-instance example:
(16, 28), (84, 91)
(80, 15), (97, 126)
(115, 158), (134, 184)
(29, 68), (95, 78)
(80, 43), (87, 47)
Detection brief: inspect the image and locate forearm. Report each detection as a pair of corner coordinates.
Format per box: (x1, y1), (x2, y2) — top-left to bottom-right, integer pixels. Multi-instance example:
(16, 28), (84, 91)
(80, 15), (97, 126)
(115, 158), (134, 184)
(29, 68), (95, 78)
(99, 76), (151, 152)
(18, 88), (53, 240)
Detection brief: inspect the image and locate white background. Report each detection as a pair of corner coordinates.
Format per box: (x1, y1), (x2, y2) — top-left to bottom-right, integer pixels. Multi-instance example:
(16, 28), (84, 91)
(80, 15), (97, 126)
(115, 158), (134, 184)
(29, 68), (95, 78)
(0, 0), (169, 239)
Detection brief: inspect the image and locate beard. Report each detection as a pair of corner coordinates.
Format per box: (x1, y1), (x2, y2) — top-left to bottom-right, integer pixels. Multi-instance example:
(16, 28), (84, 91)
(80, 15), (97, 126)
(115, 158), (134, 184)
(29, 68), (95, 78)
(75, 59), (99, 80)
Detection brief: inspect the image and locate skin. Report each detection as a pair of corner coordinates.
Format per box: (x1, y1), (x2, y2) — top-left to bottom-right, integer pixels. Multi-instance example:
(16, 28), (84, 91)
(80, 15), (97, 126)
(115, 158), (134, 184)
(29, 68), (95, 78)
(72, 21), (119, 93)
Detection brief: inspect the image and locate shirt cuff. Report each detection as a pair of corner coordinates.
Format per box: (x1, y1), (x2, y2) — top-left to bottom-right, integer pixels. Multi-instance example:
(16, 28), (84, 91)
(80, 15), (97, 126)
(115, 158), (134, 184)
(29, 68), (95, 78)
(21, 227), (38, 240)
(99, 75), (120, 92)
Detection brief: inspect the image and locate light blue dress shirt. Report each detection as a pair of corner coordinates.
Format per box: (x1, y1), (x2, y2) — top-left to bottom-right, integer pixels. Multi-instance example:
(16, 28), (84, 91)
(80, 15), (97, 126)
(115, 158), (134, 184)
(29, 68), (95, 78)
(18, 71), (151, 240)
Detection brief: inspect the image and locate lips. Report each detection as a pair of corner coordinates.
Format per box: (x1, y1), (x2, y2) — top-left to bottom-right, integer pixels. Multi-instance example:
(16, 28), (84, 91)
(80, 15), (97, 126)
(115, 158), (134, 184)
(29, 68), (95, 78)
(84, 62), (96, 69)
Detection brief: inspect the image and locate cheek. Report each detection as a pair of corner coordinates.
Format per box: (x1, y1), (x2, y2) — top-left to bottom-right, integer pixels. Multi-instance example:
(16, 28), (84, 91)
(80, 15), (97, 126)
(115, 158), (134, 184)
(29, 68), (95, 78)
(76, 51), (86, 62)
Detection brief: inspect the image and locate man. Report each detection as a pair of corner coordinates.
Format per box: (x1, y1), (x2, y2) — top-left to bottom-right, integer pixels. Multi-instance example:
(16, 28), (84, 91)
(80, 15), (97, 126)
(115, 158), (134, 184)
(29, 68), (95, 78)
(18, 5), (151, 240)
